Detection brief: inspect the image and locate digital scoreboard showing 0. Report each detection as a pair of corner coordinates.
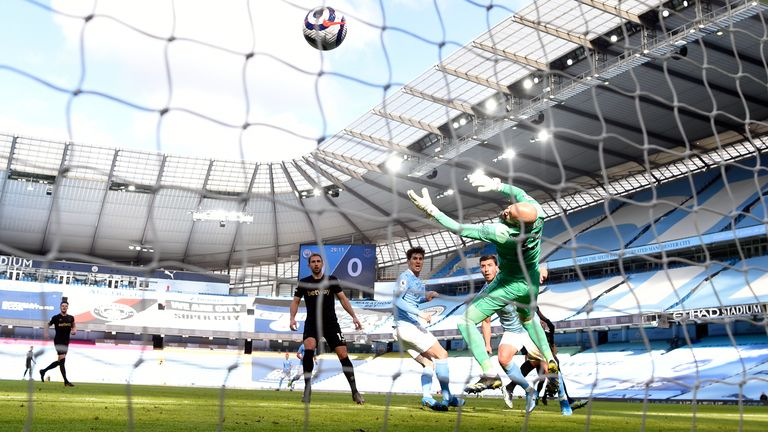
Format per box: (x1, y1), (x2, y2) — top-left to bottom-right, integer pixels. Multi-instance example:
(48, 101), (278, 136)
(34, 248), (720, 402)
(298, 244), (377, 290)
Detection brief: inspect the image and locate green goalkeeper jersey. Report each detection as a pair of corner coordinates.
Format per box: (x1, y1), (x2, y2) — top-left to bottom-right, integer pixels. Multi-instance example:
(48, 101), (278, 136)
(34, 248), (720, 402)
(433, 183), (544, 277)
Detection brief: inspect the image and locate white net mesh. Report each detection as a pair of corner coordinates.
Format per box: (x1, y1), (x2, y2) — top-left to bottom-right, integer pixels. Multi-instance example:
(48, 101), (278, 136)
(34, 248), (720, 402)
(1, 0), (767, 430)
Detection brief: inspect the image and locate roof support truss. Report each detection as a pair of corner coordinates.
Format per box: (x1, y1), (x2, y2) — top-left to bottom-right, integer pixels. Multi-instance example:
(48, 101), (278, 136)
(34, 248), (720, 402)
(89, 149), (119, 256)
(436, 62), (515, 94)
(182, 160), (214, 263)
(313, 153), (366, 180)
(470, 41), (547, 71)
(227, 164), (260, 268)
(343, 129), (414, 154)
(302, 155), (416, 232)
(291, 161), (371, 243)
(371, 108), (445, 136)
(401, 86), (474, 114)
(576, 0), (643, 24)
(0, 136), (18, 232)
(41, 143), (70, 253)
(269, 164), (279, 297)
(280, 162), (319, 249)
(315, 149), (381, 174)
(511, 14), (595, 49)
(136, 154), (167, 261)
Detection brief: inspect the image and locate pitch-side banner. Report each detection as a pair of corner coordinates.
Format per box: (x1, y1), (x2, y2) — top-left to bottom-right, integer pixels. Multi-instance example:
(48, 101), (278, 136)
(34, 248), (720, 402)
(0, 282), (468, 337)
(0, 281), (252, 332)
(0, 289), (62, 320)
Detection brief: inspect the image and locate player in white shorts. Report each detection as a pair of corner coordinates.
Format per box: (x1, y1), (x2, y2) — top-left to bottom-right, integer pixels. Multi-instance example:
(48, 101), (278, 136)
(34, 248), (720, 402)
(473, 254), (540, 413)
(393, 246), (464, 410)
(480, 259), (576, 415)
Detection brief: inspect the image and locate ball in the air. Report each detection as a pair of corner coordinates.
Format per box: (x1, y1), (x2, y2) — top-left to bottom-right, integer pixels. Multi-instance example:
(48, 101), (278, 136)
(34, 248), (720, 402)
(303, 6), (347, 51)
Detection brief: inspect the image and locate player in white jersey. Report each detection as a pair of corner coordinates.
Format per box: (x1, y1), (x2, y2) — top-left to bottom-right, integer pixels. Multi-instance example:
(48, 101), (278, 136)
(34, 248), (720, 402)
(393, 246), (464, 410)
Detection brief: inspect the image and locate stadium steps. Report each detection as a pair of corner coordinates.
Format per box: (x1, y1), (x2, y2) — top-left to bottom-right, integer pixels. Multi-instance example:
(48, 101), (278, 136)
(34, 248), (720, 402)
(663, 259), (737, 311)
(542, 199), (628, 261)
(623, 167), (727, 249)
(717, 187), (768, 232)
(669, 337), (768, 399)
(565, 279), (626, 320)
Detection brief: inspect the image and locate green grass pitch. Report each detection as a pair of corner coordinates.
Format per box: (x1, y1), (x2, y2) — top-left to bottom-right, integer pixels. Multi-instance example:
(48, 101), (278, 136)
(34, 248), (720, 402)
(1, 380), (766, 431)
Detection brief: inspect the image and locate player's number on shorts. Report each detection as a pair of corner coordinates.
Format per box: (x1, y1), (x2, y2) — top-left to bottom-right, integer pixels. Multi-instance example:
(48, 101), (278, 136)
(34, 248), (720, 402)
(347, 258), (362, 277)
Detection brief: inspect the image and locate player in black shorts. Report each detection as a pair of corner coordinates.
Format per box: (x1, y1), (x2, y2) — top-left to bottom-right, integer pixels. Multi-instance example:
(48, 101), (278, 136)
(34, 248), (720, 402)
(22, 346), (35, 379)
(40, 300), (76, 387)
(511, 268), (588, 412)
(289, 253), (364, 404)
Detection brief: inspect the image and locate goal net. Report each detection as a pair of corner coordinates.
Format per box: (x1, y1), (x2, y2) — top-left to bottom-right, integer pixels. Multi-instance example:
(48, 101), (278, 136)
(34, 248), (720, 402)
(1, 0), (767, 431)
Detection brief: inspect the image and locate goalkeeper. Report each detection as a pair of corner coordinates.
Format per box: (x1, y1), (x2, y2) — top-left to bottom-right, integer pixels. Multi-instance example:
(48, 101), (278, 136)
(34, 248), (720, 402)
(407, 172), (557, 393)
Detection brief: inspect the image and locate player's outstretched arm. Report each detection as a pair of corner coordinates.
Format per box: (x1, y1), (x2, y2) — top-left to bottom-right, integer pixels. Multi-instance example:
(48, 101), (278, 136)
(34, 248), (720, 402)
(468, 172), (530, 201)
(289, 296), (301, 331)
(407, 187), (472, 233)
(336, 291), (362, 330)
(467, 172), (503, 193)
(408, 187), (517, 245)
(539, 265), (549, 284)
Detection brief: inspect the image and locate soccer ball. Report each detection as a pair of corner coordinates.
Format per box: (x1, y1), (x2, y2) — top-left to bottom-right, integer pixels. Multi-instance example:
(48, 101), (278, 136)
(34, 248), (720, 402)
(302, 6), (347, 51)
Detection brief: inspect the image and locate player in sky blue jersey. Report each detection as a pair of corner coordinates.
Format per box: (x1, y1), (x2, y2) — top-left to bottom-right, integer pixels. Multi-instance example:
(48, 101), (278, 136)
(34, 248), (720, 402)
(393, 246), (463, 410)
(276, 352), (292, 391)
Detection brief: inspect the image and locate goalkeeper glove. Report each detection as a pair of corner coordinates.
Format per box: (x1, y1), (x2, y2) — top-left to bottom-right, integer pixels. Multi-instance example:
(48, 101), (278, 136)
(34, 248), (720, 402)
(407, 188), (439, 217)
(467, 172), (502, 192)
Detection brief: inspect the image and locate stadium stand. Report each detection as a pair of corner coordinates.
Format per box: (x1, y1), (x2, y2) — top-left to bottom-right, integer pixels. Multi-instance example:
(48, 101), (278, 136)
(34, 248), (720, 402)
(562, 265), (727, 320)
(543, 153), (768, 261)
(673, 255), (768, 310)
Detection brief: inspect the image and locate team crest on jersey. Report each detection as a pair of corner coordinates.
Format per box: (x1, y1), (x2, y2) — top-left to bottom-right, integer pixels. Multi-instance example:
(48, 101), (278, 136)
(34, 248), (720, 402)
(399, 279), (407, 287)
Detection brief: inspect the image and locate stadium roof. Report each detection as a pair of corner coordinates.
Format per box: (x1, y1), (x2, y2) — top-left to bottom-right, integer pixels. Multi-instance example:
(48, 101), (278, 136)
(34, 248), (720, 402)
(1, 0), (766, 270)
